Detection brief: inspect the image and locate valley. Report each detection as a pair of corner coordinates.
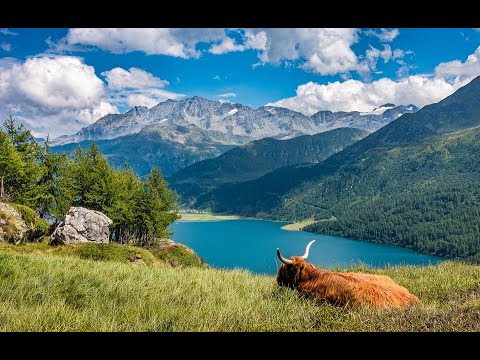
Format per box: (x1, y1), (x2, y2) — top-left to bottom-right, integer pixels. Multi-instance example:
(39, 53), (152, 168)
(48, 77), (480, 263)
(168, 127), (368, 204)
(4, 26), (480, 333)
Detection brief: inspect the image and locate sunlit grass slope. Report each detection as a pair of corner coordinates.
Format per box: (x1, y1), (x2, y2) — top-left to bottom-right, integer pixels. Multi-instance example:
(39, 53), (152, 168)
(0, 248), (478, 331)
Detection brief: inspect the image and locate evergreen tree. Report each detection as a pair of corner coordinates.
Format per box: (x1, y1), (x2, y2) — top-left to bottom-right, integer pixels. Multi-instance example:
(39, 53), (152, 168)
(4, 114), (41, 162)
(70, 143), (115, 212)
(2, 115), (43, 208)
(37, 138), (75, 221)
(0, 131), (24, 201)
(141, 166), (180, 239)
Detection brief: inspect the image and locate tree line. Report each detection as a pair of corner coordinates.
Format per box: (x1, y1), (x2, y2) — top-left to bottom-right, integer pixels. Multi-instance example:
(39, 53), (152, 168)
(0, 115), (180, 246)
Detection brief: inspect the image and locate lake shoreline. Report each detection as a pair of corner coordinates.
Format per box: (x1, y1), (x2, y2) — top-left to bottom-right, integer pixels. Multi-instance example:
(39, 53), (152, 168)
(178, 212), (325, 233)
(176, 213), (445, 261)
(178, 212), (243, 222)
(280, 218), (316, 231)
(178, 212), (324, 236)
(178, 212), (287, 224)
(172, 218), (442, 275)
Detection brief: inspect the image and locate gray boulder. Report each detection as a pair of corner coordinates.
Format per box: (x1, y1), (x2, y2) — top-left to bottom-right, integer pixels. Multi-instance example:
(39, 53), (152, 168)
(51, 207), (113, 245)
(0, 202), (29, 244)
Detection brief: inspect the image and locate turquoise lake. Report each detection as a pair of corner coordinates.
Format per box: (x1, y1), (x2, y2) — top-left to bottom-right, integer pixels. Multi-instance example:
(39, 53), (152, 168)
(172, 219), (442, 275)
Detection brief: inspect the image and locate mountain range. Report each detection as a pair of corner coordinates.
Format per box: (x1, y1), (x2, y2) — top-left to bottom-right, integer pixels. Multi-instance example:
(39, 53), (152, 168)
(52, 97), (417, 146)
(51, 96), (417, 175)
(187, 76), (480, 261)
(168, 127), (368, 204)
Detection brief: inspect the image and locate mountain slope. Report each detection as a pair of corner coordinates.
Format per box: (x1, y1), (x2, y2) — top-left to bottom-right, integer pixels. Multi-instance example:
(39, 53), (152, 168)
(301, 125), (480, 261)
(52, 123), (249, 176)
(168, 127), (368, 204)
(194, 76), (480, 261)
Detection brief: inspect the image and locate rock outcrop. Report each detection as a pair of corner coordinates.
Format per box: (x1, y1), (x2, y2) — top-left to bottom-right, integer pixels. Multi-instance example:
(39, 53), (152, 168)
(0, 202), (29, 244)
(51, 207), (113, 245)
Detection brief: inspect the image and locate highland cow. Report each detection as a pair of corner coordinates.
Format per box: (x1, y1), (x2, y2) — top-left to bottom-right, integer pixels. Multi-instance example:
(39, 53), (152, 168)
(276, 240), (419, 308)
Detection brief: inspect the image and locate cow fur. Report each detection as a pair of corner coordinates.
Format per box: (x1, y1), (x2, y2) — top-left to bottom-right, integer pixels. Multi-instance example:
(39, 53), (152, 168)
(277, 256), (419, 309)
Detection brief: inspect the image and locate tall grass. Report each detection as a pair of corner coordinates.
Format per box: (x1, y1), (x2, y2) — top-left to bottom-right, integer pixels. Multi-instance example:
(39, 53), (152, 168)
(0, 251), (478, 331)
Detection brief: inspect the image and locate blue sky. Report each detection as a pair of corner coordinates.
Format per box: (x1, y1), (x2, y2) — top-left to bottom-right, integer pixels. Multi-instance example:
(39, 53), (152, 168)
(1, 28), (480, 137)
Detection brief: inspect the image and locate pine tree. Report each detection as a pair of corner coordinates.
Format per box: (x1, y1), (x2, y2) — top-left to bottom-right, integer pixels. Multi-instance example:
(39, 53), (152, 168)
(37, 138), (75, 221)
(0, 131), (25, 201)
(2, 115), (43, 207)
(142, 166), (180, 239)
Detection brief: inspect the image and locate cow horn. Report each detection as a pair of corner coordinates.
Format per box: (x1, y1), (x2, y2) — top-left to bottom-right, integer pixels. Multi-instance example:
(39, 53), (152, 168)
(277, 248), (293, 265)
(301, 240), (316, 259)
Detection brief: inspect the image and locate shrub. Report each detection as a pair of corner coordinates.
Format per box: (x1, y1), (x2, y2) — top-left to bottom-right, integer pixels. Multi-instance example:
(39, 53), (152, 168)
(10, 203), (36, 225)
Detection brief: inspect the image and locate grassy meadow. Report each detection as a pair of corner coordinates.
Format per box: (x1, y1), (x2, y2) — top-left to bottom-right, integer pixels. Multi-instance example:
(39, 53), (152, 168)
(281, 218), (317, 231)
(0, 244), (478, 331)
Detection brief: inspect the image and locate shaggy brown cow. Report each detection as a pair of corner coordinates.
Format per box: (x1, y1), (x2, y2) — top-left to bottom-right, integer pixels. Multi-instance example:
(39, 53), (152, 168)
(276, 240), (419, 309)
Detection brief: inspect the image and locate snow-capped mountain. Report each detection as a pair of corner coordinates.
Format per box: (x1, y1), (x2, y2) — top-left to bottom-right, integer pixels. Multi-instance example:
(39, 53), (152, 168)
(51, 97), (419, 146)
(311, 104), (419, 133)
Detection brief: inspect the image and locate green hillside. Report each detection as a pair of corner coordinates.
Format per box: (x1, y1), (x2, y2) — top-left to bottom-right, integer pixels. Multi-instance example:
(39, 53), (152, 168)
(193, 77), (480, 261)
(0, 250), (478, 331)
(169, 127), (368, 205)
(302, 126), (480, 261)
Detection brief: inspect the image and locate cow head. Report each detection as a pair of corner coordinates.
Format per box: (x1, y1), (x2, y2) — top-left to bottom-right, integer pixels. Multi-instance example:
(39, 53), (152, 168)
(276, 240), (316, 289)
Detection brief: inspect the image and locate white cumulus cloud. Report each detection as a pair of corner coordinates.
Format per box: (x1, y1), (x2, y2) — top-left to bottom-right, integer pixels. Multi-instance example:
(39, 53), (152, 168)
(244, 30), (267, 50)
(364, 44), (394, 70)
(102, 67), (169, 90)
(120, 88), (184, 108)
(0, 56), (105, 113)
(0, 57), (184, 137)
(17, 101), (118, 139)
(0, 55), (117, 137)
(101, 67), (184, 109)
(270, 77), (455, 115)
(364, 28), (400, 42)
(250, 28), (361, 76)
(270, 46), (480, 115)
(209, 37), (244, 55)
(434, 45), (480, 83)
(54, 28), (227, 59)
(51, 28), (409, 77)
